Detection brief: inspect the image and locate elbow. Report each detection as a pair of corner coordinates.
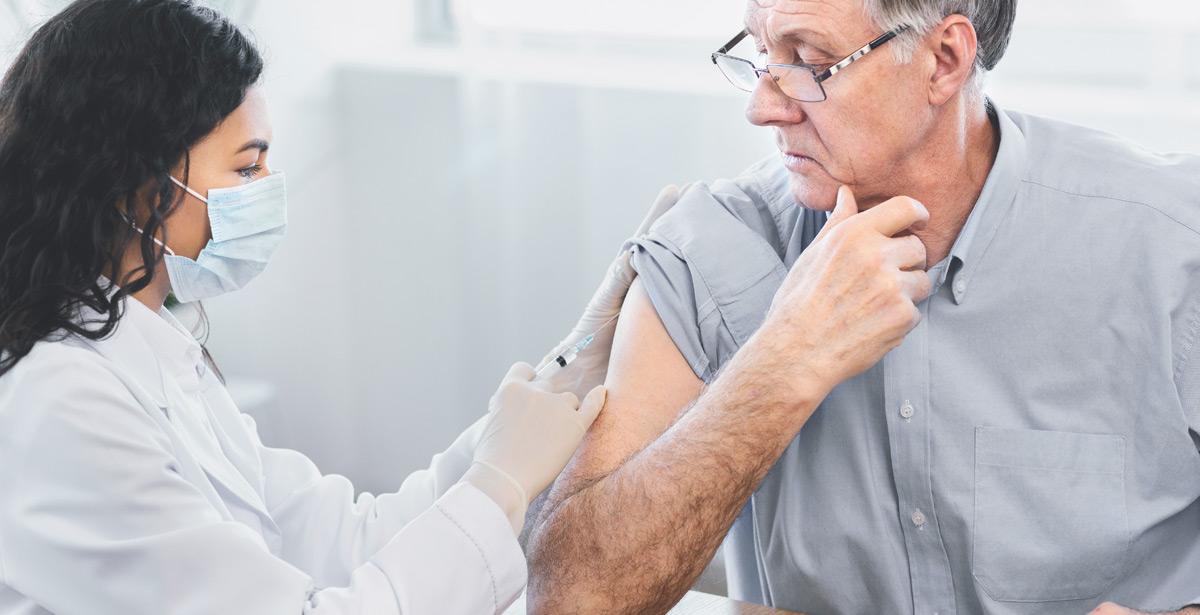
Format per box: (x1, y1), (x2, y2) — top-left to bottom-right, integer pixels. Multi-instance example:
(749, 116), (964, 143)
(526, 575), (608, 615)
(525, 516), (600, 614)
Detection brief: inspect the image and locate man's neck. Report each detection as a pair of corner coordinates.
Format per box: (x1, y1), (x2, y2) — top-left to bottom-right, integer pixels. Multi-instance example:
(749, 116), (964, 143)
(870, 99), (1000, 268)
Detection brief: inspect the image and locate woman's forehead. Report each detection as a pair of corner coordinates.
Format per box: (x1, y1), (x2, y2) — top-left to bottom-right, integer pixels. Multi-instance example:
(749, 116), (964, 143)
(217, 88), (273, 144)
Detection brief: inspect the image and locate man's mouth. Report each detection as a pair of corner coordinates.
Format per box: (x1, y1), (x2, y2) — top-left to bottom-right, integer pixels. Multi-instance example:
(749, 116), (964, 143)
(781, 151), (821, 172)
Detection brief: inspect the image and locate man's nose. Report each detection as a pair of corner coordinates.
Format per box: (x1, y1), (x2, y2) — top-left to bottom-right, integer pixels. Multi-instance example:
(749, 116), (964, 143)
(745, 73), (806, 127)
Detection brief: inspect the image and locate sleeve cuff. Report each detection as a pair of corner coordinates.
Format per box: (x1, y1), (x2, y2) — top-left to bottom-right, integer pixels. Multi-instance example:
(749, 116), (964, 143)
(370, 482), (526, 614)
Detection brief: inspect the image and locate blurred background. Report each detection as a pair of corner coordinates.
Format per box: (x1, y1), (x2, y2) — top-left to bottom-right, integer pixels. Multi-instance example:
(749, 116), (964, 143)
(2, 0), (1198, 500)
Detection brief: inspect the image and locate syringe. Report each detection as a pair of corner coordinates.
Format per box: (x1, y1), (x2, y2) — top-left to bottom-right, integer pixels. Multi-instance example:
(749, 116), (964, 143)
(536, 314), (620, 378)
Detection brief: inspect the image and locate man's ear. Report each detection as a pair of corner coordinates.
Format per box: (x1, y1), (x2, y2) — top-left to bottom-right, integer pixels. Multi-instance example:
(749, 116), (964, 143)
(925, 14), (979, 105)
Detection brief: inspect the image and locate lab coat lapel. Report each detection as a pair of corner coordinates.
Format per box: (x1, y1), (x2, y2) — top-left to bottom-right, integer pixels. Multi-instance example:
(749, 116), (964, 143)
(160, 378), (270, 516)
(72, 303), (273, 521)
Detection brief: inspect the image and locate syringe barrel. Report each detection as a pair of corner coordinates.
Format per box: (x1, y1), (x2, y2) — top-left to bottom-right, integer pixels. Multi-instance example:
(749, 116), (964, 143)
(559, 347), (580, 366)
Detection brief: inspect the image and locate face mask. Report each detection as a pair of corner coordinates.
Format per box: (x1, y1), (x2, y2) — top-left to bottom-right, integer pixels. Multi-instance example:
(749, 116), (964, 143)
(126, 172), (288, 303)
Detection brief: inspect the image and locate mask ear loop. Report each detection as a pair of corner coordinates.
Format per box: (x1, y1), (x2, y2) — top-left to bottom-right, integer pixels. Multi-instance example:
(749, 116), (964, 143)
(169, 175), (210, 204)
(122, 214), (177, 257)
(125, 175), (207, 256)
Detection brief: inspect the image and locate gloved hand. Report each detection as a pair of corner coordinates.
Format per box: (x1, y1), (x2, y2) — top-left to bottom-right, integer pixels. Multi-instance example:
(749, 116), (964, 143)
(462, 363), (606, 534)
(535, 183), (686, 398)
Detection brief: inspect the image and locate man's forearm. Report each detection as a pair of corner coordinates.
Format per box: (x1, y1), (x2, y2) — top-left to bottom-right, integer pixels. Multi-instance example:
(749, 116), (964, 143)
(526, 342), (825, 614)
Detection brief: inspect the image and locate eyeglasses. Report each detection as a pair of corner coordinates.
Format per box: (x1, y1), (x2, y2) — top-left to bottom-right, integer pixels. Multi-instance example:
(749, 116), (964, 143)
(711, 26), (909, 102)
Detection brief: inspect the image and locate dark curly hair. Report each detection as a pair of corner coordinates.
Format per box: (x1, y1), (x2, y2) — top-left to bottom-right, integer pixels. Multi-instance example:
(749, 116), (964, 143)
(0, 0), (263, 376)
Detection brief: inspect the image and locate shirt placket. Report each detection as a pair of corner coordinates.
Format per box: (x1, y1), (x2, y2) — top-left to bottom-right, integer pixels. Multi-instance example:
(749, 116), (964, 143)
(882, 275), (957, 615)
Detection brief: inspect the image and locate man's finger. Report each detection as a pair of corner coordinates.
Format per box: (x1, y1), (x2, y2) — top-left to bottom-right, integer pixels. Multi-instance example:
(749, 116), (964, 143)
(899, 270), (933, 303)
(859, 196), (930, 238)
(884, 234), (928, 272)
(814, 184), (859, 243)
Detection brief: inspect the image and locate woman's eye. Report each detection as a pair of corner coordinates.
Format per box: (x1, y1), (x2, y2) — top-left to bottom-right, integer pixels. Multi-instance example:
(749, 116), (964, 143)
(238, 164), (263, 179)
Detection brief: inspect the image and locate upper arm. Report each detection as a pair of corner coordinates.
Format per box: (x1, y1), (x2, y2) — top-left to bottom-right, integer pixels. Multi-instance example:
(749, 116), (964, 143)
(550, 278), (704, 497)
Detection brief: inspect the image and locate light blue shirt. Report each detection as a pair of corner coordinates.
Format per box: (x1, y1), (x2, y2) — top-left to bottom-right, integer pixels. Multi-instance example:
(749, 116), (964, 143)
(629, 104), (1200, 614)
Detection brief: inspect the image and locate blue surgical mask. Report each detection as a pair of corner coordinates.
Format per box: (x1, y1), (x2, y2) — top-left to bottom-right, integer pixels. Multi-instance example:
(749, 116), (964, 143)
(127, 172), (288, 303)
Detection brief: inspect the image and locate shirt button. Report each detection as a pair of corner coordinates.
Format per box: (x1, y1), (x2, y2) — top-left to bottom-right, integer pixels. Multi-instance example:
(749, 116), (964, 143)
(195, 363), (206, 378)
(911, 509), (927, 527)
(953, 279), (967, 294)
(900, 401), (915, 419)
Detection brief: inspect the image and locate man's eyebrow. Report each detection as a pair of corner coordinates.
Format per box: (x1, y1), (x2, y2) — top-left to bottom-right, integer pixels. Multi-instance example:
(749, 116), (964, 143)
(784, 30), (836, 53)
(747, 12), (833, 54)
(236, 138), (270, 154)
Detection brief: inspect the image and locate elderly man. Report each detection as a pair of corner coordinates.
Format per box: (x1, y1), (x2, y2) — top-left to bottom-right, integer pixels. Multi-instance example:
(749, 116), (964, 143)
(525, 0), (1200, 614)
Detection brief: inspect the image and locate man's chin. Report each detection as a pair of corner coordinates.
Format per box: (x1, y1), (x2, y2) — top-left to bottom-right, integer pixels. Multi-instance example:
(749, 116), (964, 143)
(787, 174), (837, 212)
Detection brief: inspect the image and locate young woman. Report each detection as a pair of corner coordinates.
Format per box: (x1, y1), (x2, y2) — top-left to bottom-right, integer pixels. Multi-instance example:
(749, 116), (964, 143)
(0, 1), (673, 612)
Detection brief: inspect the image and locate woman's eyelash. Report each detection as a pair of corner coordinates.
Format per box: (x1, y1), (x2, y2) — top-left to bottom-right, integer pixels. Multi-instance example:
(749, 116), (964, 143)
(239, 164), (263, 179)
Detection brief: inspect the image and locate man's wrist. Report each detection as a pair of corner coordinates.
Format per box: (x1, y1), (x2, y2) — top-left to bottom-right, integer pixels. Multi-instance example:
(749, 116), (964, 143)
(732, 331), (832, 415)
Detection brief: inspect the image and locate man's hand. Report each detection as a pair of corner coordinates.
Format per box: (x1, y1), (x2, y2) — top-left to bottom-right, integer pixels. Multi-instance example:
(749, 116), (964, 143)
(526, 186), (933, 613)
(747, 185), (932, 403)
(1090, 603), (1200, 615)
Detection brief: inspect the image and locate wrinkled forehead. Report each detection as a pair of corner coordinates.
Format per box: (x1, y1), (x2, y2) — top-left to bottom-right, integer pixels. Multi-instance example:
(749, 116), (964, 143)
(744, 0), (874, 52)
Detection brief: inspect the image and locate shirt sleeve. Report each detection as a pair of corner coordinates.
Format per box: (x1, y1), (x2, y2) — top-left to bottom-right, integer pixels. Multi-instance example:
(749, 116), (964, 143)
(626, 176), (799, 385)
(0, 351), (523, 615)
(628, 232), (714, 382)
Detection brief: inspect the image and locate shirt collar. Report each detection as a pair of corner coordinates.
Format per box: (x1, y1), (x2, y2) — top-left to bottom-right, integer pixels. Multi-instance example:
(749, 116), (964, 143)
(80, 278), (206, 401)
(123, 296), (206, 392)
(939, 100), (1027, 304)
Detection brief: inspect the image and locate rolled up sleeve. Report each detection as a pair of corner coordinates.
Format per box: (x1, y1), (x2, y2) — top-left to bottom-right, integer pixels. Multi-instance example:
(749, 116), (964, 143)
(628, 233), (713, 382)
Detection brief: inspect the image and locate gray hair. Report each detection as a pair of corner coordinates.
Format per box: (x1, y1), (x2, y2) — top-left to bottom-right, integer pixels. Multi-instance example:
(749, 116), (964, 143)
(863, 0), (1017, 92)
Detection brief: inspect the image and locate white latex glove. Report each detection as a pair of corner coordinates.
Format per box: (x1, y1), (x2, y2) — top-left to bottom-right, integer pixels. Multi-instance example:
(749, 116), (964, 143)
(462, 363), (606, 534)
(535, 183), (686, 397)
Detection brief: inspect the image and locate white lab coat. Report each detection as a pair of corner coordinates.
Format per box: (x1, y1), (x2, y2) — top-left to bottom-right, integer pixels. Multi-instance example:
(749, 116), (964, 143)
(0, 296), (526, 614)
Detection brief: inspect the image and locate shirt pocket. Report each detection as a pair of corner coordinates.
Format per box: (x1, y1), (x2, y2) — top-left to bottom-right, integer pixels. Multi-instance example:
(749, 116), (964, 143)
(971, 426), (1130, 602)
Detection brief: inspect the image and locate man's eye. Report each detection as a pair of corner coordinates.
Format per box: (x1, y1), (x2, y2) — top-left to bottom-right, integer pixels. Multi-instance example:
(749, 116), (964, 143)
(239, 164), (263, 179)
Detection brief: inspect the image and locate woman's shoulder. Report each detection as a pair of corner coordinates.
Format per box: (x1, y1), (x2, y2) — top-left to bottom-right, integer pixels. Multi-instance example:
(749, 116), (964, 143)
(2, 334), (107, 378)
(0, 335), (136, 424)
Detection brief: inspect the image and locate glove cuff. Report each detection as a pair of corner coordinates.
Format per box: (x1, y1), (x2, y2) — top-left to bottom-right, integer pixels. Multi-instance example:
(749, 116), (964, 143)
(462, 461), (529, 534)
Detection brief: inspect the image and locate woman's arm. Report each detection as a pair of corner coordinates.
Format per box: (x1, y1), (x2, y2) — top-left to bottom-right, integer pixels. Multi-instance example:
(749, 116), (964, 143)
(0, 351), (523, 615)
(255, 412), (488, 586)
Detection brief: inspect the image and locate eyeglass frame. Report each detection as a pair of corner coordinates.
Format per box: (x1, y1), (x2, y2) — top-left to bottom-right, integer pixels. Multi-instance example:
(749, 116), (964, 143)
(710, 25), (911, 102)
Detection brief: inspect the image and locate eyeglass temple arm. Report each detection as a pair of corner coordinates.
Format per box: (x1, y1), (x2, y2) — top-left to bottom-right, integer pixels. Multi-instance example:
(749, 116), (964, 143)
(815, 26), (909, 82)
(715, 29), (749, 57)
